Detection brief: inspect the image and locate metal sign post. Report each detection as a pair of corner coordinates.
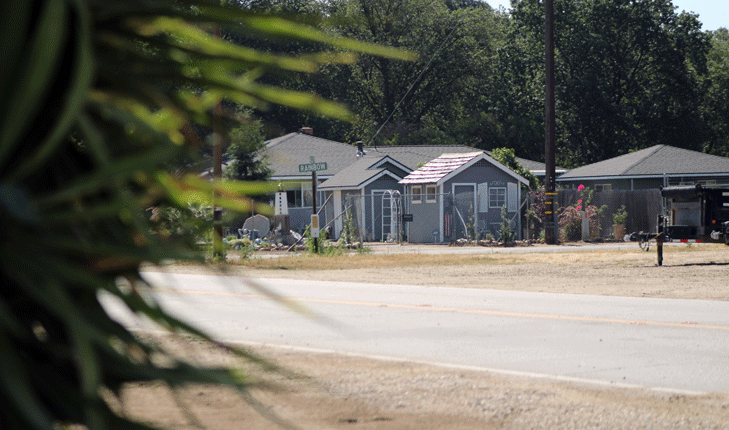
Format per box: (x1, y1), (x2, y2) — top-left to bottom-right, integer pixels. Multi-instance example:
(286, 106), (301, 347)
(299, 157), (328, 253)
(312, 170), (318, 253)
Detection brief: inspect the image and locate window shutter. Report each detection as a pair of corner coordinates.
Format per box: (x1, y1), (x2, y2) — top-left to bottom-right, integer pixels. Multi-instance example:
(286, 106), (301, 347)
(507, 182), (518, 212)
(478, 183), (488, 212)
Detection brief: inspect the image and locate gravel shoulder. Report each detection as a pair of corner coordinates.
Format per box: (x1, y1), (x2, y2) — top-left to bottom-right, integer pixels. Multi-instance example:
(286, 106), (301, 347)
(128, 244), (729, 429)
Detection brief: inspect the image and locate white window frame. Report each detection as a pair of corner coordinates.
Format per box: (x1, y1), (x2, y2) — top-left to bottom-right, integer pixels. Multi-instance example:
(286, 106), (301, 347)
(595, 183), (612, 192)
(489, 187), (506, 209)
(411, 185), (423, 204)
(425, 185), (437, 203)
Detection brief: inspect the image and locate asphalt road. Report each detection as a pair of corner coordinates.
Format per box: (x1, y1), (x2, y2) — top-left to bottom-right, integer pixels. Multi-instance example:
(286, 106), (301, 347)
(107, 272), (729, 395)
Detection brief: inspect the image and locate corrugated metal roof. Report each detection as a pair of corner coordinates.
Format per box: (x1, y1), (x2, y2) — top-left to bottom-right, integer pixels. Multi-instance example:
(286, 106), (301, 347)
(399, 152), (484, 184)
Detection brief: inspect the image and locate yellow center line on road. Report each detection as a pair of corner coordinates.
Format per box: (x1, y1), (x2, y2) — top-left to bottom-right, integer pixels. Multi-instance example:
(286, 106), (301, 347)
(155, 287), (729, 332)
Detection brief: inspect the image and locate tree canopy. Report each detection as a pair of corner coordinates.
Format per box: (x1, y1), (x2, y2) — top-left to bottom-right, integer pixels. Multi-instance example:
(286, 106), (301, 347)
(246, 0), (729, 168)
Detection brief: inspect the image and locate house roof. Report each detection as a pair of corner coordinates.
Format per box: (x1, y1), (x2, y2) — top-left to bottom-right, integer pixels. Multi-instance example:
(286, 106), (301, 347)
(261, 132), (553, 182)
(399, 152), (529, 186)
(318, 155), (406, 190)
(557, 145), (729, 180)
(265, 132), (356, 180)
(363, 145), (554, 175)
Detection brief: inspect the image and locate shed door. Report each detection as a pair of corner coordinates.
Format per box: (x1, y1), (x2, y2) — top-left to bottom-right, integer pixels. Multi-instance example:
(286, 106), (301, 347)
(453, 184), (476, 240)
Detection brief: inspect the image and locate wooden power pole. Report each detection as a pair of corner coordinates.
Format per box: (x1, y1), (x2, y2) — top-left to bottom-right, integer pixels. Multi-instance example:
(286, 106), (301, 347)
(544, 0), (558, 245)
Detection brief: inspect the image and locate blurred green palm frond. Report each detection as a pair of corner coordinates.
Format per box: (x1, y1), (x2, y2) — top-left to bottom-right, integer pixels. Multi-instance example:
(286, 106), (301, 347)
(0, 1), (414, 429)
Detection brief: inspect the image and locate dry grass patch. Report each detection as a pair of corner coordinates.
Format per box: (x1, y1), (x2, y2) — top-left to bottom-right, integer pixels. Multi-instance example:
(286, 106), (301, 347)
(239, 252), (503, 271)
(208, 244), (729, 273)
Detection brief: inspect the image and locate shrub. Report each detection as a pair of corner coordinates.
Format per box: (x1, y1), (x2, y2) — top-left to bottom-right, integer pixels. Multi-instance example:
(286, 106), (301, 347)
(499, 205), (515, 244)
(613, 205), (628, 225)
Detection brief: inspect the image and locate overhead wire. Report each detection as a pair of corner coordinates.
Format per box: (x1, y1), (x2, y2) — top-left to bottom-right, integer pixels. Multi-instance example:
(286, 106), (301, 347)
(365, 9), (470, 151)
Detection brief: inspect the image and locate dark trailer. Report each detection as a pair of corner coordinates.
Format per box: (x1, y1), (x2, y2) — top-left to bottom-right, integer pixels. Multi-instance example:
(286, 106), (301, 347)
(628, 184), (729, 265)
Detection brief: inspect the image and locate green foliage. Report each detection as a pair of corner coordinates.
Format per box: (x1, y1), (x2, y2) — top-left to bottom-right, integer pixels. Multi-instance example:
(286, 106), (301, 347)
(702, 28), (729, 158)
(511, 0), (710, 167)
(612, 205), (628, 225)
(303, 225), (344, 256)
(490, 147), (539, 189)
(499, 205), (515, 244)
(558, 186), (608, 241)
(467, 203), (477, 241)
(0, 1), (414, 430)
(341, 207), (359, 245)
(225, 109), (272, 181)
(247, 0), (729, 172)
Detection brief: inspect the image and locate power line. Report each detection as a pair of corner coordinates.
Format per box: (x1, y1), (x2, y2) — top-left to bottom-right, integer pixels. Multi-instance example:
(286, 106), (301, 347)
(366, 11), (468, 150)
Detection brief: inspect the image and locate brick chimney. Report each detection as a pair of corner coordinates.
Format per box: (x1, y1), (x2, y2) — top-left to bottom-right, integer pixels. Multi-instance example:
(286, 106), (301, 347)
(299, 127), (314, 135)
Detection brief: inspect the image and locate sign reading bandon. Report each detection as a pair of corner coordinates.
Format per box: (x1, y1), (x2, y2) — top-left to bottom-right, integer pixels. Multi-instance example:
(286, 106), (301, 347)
(299, 162), (328, 173)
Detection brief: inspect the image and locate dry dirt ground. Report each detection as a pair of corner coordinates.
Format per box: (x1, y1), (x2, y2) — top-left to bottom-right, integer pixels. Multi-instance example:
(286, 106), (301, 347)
(128, 244), (729, 429)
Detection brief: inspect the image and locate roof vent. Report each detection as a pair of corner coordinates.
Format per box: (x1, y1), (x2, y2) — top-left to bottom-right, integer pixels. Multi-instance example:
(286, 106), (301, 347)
(299, 127), (314, 135)
(356, 140), (366, 158)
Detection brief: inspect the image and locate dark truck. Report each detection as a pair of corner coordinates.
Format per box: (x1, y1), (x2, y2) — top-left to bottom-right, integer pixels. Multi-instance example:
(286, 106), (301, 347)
(627, 184), (729, 265)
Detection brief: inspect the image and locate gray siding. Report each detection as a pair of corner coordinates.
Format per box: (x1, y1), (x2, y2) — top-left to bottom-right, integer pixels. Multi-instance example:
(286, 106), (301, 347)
(444, 166), (520, 240)
(405, 186), (441, 243)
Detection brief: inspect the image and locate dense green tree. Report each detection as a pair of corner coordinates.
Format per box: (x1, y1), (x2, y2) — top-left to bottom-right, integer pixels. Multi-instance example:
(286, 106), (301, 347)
(702, 28), (729, 157)
(329, 0), (505, 146)
(510, 0), (711, 167)
(259, 0), (507, 147)
(225, 110), (271, 181)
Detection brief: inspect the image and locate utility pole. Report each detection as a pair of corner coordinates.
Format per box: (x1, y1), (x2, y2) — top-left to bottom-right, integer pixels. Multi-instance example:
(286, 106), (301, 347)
(212, 25), (224, 259)
(544, 0), (558, 245)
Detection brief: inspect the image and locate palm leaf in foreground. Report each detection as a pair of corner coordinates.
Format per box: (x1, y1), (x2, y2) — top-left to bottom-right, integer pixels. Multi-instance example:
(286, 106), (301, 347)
(0, 1), (414, 429)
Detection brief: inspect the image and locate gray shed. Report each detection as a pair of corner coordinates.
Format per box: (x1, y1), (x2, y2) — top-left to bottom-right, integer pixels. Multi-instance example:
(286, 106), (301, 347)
(399, 152), (528, 243)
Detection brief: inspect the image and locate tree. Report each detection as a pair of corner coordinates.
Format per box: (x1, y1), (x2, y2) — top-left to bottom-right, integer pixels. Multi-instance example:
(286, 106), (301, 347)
(225, 110), (271, 181)
(282, 0), (507, 146)
(491, 147), (539, 190)
(0, 1), (412, 429)
(701, 28), (729, 157)
(509, 0), (711, 167)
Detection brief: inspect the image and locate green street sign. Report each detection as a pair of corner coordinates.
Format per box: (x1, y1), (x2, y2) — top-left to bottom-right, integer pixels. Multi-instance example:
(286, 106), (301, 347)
(299, 161), (328, 173)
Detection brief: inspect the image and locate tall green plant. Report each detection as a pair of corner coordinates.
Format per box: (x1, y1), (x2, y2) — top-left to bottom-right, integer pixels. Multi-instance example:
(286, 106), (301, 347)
(499, 205), (515, 244)
(0, 1), (413, 429)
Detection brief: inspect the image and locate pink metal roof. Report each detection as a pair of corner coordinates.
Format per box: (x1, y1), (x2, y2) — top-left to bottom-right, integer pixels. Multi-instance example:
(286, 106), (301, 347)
(399, 152), (484, 185)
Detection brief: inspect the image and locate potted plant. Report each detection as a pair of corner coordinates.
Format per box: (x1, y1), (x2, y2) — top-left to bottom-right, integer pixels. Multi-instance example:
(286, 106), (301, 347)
(612, 205), (628, 239)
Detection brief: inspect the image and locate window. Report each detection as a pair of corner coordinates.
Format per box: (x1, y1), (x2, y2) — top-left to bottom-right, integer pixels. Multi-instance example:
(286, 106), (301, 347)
(425, 185), (437, 203)
(411, 186), (422, 204)
(595, 184), (612, 191)
(302, 182), (313, 207)
(286, 189), (302, 207)
(489, 187), (506, 208)
(285, 182), (324, 208)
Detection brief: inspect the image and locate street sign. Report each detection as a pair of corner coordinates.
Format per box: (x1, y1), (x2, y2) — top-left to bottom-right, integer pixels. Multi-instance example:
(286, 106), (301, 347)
(299, 162), (328, 173)
(310, 214), (320, 238)
(402, 214), (414, 222)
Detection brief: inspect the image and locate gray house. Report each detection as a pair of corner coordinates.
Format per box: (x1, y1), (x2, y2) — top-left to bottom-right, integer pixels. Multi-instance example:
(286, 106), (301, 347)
(399, 152), (528, 243)
(318, 155), (411, 241)
(249, 128), (548, 241)
(557, 145), (729, 190)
